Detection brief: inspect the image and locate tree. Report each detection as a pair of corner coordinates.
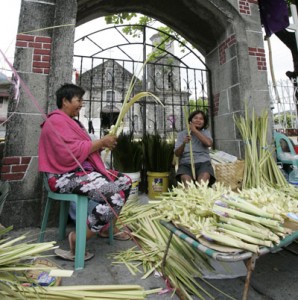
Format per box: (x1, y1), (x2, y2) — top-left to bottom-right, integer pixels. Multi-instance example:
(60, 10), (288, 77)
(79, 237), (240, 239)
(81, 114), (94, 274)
(188, 98), (209, 114)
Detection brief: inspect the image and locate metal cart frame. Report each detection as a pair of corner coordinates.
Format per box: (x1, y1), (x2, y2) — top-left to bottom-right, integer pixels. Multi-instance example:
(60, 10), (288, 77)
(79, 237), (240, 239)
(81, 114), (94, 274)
(160, 220), (298, 300)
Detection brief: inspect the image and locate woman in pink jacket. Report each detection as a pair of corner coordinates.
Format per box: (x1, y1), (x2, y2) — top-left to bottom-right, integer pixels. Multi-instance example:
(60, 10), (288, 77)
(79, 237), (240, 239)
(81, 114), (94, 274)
(38, 83), (132, 261)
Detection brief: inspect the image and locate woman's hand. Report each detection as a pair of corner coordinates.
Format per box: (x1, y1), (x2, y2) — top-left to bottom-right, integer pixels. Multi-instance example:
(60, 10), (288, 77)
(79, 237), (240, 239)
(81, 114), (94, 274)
(189, 122), (199, 133)
(101, 134), (117, 150)
(183, 135), (191, 144)
(91, 134), (117, 153)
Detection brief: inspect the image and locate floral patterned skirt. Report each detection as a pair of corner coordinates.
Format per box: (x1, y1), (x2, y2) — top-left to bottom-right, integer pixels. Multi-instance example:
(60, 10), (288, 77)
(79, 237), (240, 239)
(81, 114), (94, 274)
(47, 170), (132, 233)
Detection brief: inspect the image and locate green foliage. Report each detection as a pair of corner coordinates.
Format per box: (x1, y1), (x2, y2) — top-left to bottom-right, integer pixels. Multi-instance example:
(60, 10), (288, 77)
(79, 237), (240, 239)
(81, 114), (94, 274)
(112, 131), (143, 172)
(142, 133), (174, 172)
(274, 113), (296, 129)
(105, 13), (138, 25)
(104, 13), (188, 56)
(188, 98), (209, 113)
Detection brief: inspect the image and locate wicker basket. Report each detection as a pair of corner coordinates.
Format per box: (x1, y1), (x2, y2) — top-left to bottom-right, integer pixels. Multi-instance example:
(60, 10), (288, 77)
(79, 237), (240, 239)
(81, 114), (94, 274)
(213, 160), (245, 191)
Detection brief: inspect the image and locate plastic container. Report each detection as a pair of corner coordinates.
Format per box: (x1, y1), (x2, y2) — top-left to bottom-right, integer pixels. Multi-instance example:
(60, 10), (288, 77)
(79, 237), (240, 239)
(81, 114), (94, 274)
(124, 172), (141, 200)
(147, 171), (169, 200)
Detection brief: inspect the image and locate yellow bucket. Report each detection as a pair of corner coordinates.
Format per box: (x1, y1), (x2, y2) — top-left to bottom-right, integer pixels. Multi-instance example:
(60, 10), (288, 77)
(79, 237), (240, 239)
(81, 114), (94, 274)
(147, 171), (169, 199)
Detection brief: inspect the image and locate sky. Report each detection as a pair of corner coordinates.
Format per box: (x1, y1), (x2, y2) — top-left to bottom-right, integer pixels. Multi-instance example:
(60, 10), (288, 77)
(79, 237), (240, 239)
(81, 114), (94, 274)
(0, 0), (295, 83)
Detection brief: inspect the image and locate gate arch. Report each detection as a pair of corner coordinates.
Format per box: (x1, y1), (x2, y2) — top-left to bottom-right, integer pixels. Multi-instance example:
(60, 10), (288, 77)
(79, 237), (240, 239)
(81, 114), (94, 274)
(73, 24), (211, 138)
(2, 0), (270, 228)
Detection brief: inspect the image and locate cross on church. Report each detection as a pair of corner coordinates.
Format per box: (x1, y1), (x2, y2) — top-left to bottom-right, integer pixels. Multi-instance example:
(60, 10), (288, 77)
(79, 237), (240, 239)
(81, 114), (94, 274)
(288, 4), (298, 50)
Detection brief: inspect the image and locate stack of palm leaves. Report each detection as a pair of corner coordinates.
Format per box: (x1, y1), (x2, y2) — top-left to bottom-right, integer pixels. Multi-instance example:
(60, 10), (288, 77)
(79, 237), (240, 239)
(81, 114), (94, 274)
(142, 132), (175, 172)
(114, 179), (298, 299)
(0, 226), (161, 299)
(115, 192), (237, 300)
(112, 131), (143, 173)
(234, 106), (288, 188)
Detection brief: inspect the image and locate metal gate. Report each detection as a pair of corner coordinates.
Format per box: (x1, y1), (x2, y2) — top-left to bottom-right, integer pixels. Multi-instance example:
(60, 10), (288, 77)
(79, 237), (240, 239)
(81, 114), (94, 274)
(73, 24), (212, 138)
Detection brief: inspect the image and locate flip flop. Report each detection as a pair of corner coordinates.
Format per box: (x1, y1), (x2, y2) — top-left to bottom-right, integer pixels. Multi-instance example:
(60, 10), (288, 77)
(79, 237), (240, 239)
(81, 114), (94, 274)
(54, 248), (94, 261)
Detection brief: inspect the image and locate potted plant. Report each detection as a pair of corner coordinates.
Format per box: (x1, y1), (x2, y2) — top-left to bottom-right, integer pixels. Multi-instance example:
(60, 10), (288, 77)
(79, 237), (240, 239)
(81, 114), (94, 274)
(142, 132), (175, 199)
(112, 131), (143, 198)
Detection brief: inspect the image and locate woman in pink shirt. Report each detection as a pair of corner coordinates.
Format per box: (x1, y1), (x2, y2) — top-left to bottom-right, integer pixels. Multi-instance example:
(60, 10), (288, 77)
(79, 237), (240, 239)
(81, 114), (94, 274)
(38, 83), (132, 261)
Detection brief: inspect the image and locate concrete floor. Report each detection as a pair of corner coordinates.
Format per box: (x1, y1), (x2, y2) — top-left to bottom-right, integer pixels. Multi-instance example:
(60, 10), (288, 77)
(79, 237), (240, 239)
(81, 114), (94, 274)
(7, 193), (298, 300)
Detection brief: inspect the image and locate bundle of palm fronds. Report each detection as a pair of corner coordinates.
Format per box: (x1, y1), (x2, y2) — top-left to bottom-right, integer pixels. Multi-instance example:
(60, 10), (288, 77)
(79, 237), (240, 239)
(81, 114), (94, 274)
(0, 226), (161, 299)
(142, 133), (175, 172)
(115, 197), (235, 300)
(112, 131), (143, 173)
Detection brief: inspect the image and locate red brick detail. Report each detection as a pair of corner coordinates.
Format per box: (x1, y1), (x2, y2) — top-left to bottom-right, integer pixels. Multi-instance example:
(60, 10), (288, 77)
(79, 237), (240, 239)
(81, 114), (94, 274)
(1, 173), (25, 181)
(1, 165), (11, 173)
(34, 49), (51, 55)
(248, 47), (267, 71)
(21, 157), (32, 164)
(1, 156), (32, 181)
(15, 34), (52, 75)
(33, 61), (50, 68)
(16, 34), (35, 42)
(238, 0), (258, 15)
(42, 56), (50, 62)
(33, 55), (42, 61)
(28, 42), (42, 49)
(219, 34), (237, 65)
(35, 36), (51, 43)
(16, 41), (28, 47)
(213, 93), (220, 117)
(11, 165), (28, 172)
(43, 43), (51, 49)
(2, 157), (21, 165)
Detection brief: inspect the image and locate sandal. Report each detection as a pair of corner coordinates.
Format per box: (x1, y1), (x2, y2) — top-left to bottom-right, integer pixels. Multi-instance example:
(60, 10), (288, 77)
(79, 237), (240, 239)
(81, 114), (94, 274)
(54, 231), (94, 261)
(54, 248), (94, 261)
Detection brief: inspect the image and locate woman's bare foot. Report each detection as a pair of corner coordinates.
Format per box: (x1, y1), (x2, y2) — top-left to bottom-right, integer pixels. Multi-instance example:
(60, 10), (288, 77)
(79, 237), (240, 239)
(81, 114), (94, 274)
(68, 231), (76, 254)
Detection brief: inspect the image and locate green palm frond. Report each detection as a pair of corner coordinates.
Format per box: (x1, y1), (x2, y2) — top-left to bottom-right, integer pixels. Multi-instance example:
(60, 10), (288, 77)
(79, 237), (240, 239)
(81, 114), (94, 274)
(112, 132), (143, 172)
(142, 133), (174, 172)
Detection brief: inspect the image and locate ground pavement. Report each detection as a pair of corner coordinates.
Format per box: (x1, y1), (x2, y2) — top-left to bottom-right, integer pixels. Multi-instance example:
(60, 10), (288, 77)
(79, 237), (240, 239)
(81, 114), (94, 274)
(7, 193), (298, 300)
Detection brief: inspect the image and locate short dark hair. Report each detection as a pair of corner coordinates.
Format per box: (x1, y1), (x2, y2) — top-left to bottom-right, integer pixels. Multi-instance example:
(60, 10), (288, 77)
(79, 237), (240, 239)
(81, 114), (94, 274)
(56, 83), (85, 108)
(188, 110), (209, 129)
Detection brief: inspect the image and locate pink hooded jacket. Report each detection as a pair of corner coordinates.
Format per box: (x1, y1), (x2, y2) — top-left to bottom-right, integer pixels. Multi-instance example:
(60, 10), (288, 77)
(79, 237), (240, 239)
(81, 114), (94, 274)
(38, 109), (111, 179)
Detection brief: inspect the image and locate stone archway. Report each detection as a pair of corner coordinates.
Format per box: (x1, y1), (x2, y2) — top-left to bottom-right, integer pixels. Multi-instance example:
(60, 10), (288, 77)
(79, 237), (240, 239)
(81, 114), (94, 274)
(1, 0), (270, 228)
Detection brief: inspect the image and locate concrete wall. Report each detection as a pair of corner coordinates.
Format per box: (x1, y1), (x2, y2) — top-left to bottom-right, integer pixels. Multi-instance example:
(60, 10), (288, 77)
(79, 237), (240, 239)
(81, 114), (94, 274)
(0, 0), (271, 228)
(0, 0), (77, 228)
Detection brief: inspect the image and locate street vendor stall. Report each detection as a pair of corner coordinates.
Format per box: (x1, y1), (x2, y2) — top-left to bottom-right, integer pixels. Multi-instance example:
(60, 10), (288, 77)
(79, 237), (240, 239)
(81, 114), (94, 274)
(160, 220), (298, 300)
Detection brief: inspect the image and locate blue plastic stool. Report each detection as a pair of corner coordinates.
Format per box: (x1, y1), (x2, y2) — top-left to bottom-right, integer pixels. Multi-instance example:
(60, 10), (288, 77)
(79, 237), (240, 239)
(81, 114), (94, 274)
(38, 175), (114, 270)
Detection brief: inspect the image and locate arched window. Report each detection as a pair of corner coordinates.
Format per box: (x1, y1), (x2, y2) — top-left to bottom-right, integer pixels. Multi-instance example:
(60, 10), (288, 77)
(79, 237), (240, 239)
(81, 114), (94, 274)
(106, 90), (115, 102)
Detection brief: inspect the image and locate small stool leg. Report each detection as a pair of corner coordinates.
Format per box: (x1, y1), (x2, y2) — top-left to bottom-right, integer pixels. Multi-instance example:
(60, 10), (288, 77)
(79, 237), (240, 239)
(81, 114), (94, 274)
(74, 197), (88, 270)
(58, 201), (70, 240)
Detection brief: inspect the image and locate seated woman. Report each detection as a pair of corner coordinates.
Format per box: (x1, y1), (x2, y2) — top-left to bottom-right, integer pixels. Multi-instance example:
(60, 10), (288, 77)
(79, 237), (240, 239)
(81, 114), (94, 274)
(38, 83), (132, 261)
(174, 109), (215, 187)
